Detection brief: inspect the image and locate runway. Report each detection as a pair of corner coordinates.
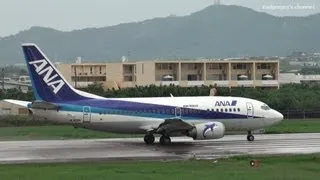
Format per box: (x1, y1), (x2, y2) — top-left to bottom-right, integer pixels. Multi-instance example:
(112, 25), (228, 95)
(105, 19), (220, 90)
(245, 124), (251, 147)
(0, 133), (320, 164)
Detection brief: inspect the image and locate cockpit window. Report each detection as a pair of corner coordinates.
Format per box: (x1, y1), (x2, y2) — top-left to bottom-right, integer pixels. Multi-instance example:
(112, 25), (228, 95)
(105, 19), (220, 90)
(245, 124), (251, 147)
(261, 104), (271, 111)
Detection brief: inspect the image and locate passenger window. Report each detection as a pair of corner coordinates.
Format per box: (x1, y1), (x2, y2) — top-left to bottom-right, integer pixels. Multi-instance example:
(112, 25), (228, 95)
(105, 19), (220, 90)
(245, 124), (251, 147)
(221, 108), (223, 112)
(233, 108), (236, 112)
(229, 108), (232, 112)
(225, 108), (228, 112)
(237, 108), (240, 112)
(216, 109), (219, 112)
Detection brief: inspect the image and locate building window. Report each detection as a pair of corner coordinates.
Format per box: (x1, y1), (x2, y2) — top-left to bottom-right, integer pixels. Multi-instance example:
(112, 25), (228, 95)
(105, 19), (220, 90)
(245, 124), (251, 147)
(260, 63), (271, 70)
(142, 64), (144, 74)
(233, 63), (247, 69)
(188, 63), (197, 70)
(208, 63), (222, 70)
(156, 63), (175, 70)
(156, 64), (161, 70)
(187, 74), (198, 81)
(207, 74), (222, 81)
(124, 76), (133, 82)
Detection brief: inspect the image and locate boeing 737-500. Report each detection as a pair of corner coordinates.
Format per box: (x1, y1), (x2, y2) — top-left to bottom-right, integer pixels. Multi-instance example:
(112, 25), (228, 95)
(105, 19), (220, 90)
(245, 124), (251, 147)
(4, 44), (283, 145)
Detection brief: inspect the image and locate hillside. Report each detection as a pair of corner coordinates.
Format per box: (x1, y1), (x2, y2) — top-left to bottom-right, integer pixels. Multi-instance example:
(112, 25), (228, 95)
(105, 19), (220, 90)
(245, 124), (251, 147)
(1, 5), (320, 64)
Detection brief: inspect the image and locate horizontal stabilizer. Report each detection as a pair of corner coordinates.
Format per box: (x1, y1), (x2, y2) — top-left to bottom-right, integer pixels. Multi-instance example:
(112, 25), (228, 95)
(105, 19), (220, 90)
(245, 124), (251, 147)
(30, 101), (59, 110)
(2, 99), (30, 107)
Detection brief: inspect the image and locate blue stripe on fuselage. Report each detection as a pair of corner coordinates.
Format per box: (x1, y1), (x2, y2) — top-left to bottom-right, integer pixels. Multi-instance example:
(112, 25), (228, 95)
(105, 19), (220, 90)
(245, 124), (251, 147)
(53, 99), (261, 120)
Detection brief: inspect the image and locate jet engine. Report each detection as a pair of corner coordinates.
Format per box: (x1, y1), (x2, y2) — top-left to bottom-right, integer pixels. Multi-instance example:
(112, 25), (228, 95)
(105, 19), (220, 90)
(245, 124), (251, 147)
(187, 122), (225, 140)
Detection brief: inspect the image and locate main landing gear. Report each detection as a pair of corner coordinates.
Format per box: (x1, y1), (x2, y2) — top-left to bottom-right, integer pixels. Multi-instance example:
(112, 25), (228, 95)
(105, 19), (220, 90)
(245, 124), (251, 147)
(247, 131), (255, 142)
(143, 134), (171, 145)
(159, 135), (171, 145)
(144, 134), (155, 145)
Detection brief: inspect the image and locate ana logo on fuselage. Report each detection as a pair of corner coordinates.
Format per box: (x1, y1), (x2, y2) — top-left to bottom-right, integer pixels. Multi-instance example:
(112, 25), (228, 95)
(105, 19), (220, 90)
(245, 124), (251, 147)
(29, 59), (65, 94)
(215, 100), (237, 107)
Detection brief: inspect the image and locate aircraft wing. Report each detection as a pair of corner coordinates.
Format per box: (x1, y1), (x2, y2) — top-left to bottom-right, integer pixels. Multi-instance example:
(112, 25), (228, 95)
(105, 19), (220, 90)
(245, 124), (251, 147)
(2, 99), (30, 107)
(155, 118), (194, 134)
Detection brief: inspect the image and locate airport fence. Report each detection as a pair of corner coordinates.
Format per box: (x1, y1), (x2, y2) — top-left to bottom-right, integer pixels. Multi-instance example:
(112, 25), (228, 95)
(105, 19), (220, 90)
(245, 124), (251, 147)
(278, 109), (320, 119)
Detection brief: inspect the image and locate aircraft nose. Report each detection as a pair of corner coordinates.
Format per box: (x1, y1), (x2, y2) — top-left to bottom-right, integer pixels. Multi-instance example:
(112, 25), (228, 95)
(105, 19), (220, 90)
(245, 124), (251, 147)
(275, 110), (284, 122)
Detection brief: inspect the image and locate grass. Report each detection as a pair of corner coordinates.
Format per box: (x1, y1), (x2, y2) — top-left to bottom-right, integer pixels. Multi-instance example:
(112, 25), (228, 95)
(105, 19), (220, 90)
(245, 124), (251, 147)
(265, 119), (320, 134)
(0, 119), (319, 140)
(0, 154), (319, 180)
(0, 126), (140, 140)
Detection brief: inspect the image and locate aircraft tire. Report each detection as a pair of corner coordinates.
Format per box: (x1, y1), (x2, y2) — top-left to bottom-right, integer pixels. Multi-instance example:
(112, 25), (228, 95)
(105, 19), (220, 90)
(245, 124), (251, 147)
(144, 134), (155, 145)
(247, 134), (255, 141)
(159, 135), (171, 145)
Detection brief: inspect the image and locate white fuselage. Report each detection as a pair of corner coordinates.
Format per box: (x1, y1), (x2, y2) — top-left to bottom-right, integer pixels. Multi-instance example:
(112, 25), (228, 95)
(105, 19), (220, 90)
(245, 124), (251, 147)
(31, 96), (283, 135)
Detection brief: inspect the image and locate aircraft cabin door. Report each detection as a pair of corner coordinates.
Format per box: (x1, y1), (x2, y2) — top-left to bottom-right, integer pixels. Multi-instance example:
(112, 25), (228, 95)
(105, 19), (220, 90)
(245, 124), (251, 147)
(83, 106), (91, 123)
(246, 102), (254, 118)
(175, 107), (181, 117)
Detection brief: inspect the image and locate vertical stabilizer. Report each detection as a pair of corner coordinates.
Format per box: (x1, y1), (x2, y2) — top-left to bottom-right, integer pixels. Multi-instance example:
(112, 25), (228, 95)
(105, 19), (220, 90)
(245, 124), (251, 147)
(22, 43), (92, 102)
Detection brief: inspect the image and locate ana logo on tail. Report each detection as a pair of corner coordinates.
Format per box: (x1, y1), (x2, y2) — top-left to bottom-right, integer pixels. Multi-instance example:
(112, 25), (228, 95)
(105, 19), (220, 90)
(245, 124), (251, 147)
(29, 59), (65, 94)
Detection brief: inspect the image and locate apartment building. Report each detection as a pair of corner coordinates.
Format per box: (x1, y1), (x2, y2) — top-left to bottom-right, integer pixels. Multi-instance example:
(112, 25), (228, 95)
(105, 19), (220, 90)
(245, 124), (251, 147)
(57, 59), (280, 90)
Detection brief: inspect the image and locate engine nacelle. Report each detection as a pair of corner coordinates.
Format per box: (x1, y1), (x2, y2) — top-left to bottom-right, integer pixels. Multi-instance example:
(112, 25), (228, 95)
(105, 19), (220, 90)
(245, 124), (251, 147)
(187, 122), (225, 140)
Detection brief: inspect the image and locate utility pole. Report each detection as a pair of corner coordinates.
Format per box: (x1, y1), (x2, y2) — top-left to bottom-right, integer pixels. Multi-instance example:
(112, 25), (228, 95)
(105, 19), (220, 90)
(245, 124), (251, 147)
(74, 67), (77, 89)
(1, 68), (4, 91)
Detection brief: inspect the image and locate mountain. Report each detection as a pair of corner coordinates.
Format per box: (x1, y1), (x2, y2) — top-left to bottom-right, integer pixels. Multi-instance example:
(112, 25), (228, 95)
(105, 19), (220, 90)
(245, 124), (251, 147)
(1, 5), (320, 64)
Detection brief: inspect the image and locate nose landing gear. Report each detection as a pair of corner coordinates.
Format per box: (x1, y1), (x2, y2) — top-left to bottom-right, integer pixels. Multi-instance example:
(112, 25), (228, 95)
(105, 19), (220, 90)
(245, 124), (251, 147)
(247, 131), (255, 141)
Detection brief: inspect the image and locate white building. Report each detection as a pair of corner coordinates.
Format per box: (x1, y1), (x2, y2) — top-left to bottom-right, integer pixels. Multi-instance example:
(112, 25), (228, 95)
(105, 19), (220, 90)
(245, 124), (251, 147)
(0, 81), (31, 93)
(279, 73), (320, 84)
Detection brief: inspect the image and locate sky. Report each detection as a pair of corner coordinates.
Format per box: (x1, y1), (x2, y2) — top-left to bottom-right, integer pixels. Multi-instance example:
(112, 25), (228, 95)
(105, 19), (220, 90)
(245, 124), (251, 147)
(0, 0), (319, 37)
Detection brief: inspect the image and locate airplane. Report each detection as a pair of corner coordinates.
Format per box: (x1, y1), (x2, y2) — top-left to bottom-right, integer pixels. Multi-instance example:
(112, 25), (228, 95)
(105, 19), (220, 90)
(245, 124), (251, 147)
(4, 43), (284, 145)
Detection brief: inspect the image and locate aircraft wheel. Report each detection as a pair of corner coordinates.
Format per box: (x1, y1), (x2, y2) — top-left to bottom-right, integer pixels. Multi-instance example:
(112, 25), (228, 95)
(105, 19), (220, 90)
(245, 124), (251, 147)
(159, 135), (171, 145)
(247, 134), (255, 142)
(144, 134), (155, 145)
